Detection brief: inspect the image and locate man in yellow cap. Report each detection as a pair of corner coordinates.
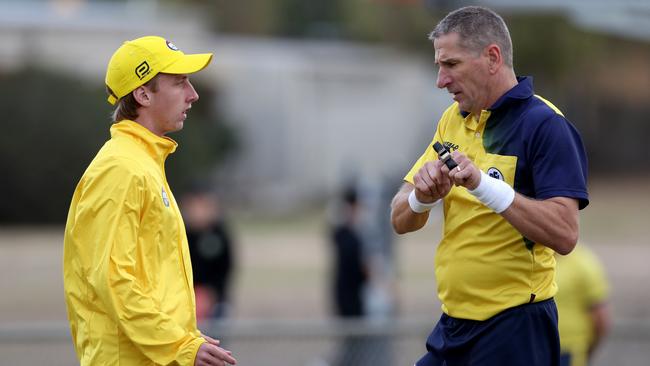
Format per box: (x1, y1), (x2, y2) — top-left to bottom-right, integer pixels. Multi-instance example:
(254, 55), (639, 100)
(63, 36), (237, 366)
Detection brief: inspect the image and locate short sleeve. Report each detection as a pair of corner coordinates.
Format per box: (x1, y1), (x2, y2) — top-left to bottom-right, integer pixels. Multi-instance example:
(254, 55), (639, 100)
(529, 113), (589, 209)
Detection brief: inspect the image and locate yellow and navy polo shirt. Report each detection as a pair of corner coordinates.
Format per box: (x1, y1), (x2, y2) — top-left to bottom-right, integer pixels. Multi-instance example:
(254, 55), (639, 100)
(405, 77), (589, 321)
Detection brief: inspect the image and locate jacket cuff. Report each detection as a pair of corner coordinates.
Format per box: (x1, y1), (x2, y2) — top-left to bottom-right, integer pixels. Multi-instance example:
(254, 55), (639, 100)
(178, 337), (206, 366)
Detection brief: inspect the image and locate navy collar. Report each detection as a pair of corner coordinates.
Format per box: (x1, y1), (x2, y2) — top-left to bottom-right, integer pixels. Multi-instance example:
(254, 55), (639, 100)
(489, 76), (533, 111)
(460, 76), (534, 117)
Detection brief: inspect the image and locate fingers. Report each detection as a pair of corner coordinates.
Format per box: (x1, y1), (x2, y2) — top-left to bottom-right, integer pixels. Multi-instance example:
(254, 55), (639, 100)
(447, 151), (480, 188)
(203, 335), (220, 346)
(451, 167), (471, 186)
(196, 343), (237, 366)
(413, 160), (453, 201)
(412, 150), (481, 200)
(206, 344), (237, 365)
(413, 163), (437, 197)
(195, 344), (214, 366)
(431, 161), (453, 196)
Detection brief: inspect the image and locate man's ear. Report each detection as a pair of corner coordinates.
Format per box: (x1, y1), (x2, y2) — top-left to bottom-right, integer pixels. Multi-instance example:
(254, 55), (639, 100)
(485, 44), (502, 75)
(132, 86), (151, 106)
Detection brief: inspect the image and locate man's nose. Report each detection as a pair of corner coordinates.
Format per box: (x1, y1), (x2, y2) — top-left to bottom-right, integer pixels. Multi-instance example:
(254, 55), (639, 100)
(436, 69), (450, 89)
(187, 82), (199, 103)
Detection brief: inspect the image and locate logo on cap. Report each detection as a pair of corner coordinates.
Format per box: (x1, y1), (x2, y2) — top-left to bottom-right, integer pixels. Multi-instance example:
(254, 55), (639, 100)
(135, 61), (151, 80)
(166, 41), (179, 51)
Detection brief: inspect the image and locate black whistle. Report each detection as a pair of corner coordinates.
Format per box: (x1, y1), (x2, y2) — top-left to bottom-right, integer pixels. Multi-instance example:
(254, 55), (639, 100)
(433, 142), (458, 170)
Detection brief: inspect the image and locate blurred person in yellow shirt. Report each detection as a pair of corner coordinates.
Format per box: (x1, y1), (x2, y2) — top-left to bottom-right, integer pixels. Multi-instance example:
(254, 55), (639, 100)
(63, 36), (236, 366)
(555, 244), (611, 366)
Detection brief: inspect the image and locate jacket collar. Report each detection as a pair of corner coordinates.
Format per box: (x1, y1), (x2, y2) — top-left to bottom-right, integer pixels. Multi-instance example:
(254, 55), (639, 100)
(110, 120), (178, 165)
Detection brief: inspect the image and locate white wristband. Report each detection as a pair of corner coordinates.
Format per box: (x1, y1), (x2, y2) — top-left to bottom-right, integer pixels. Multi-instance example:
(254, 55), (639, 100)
(468, 171), (515, 213)
(408, 189), (439, 213)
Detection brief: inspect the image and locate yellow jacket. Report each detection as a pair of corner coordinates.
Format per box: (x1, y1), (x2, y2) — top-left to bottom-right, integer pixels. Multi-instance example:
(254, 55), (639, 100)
(63, 120), (205, 365)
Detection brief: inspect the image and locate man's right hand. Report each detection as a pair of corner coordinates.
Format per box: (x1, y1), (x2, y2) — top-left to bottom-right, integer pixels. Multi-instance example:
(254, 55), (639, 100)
(195, 338), (237, 366)
(412, 159), (453, 202)
(391, 160), (453, 234)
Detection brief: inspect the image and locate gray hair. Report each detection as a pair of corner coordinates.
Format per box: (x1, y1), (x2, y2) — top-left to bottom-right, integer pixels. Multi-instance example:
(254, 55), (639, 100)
(429, 6), (513, 68)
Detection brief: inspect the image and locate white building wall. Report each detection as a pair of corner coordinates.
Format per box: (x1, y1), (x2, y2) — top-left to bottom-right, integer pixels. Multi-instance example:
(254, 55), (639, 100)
(207, 38), (449, 211)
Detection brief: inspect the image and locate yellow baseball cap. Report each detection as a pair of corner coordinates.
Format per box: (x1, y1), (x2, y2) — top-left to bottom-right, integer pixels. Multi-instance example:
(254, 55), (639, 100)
(105, 36), (213, 105)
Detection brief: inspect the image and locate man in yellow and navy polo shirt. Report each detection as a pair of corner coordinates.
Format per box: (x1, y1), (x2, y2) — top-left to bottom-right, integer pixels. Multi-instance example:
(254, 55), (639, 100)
(390, 7), (589, 366)
(63, 36), (236, 366)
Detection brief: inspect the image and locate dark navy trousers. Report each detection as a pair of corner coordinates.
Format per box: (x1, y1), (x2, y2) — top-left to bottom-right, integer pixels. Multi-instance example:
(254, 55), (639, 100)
(415, 299), (560, 366)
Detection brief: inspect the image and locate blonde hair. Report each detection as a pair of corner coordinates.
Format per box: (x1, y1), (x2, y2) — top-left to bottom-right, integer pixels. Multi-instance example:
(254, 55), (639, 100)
(107, 75), (160, 122)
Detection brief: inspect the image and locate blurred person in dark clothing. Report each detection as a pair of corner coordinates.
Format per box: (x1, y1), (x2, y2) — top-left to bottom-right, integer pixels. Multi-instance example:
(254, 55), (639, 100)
(330, 186), (368, 317)
(329, 185), (384, 366)
(182, 186), (235, 321)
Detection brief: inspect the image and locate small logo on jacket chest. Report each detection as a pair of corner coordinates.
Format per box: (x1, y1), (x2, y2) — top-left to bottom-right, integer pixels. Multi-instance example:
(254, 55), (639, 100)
(161, 187), (170, 207)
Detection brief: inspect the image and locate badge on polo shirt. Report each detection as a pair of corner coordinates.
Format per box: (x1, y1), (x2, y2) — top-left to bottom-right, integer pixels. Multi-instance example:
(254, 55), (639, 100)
(487, 167), (505, 181)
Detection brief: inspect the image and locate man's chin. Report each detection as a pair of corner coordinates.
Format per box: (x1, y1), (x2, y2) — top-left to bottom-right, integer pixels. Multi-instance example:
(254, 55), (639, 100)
(164, 122), (184, 135)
